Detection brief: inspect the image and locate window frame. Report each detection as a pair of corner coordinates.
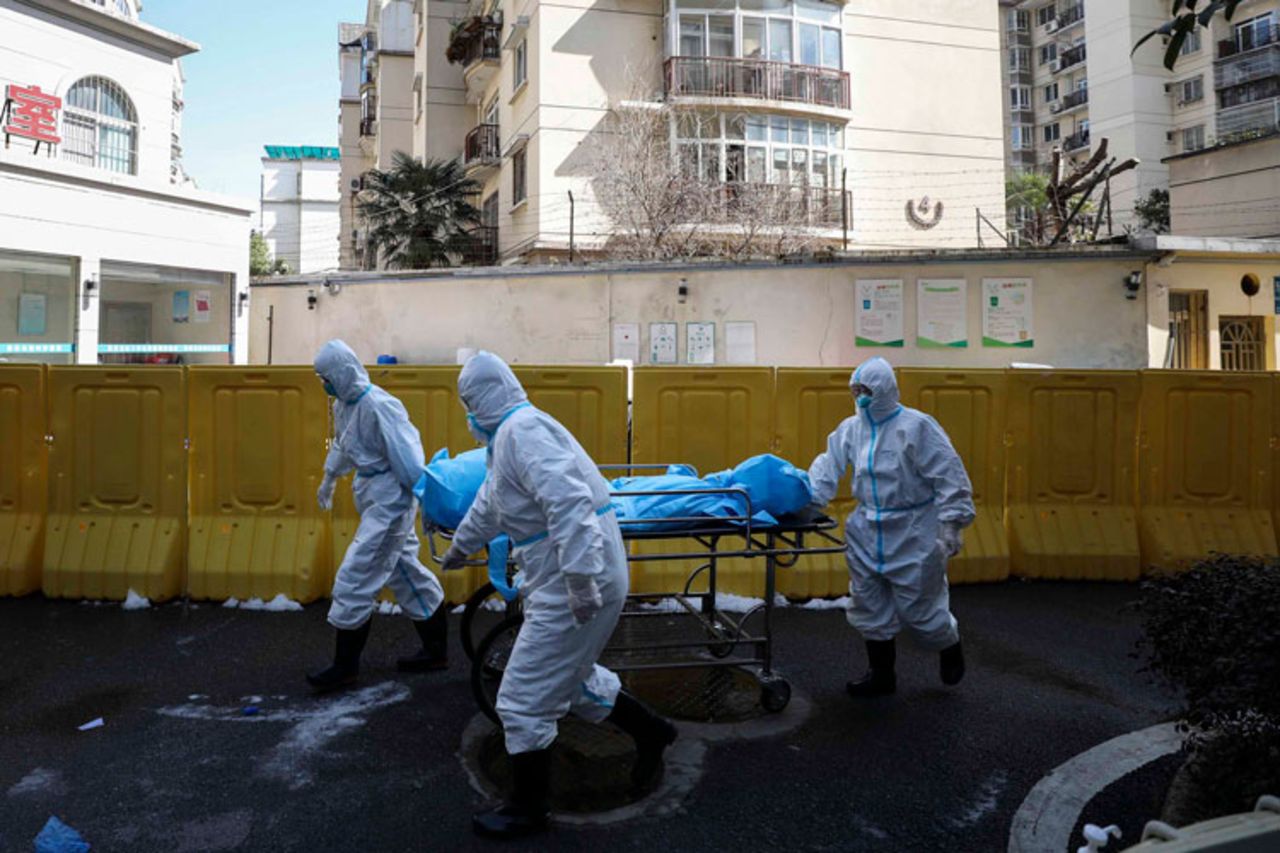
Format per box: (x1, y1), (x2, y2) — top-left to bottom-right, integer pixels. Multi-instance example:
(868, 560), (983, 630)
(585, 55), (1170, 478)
(672, 1), (844, 70)
(61, 75), (138, 175)
(511, 147), (527, 207)
(513, 37), (528, 92)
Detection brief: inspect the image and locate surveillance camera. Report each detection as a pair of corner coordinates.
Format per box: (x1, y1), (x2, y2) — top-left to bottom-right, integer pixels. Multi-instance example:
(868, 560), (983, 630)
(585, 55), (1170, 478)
(1123, 271), (1142, 300)
(307, 290), (318, 310)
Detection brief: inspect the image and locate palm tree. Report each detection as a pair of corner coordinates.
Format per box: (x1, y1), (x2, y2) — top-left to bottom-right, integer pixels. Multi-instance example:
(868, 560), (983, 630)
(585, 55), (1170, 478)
(357, 152), (483, 269)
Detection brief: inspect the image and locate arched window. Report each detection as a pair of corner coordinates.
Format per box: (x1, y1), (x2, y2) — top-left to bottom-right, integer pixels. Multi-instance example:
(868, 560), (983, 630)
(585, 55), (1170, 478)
(62, 77), (138, 175)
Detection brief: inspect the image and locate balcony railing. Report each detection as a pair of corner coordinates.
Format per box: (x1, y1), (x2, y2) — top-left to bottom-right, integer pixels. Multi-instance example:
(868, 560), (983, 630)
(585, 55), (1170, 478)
(1058, 44), (1086, 71)
(1218, 23), (1280, 60)
(1216, 97), (1280, 143)
(1061, 87), (1089, 110)
(460, 225), (498, 265)
(1057, 3), (1084, 29)
(678, 182), (850, 229)
(1215, 43), (1280, 90)
(464, 123), (501, 166)
(664, 56), (850, 111)
(447, 19), (501, 68)
(1063, 127), (1090, 152)
(359, 117), (376, 137)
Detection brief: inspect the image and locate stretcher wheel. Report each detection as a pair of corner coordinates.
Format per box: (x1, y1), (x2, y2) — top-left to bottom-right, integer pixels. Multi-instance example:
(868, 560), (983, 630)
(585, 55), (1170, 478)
(706, 620), (736, 659)
(470, 614), (524, 725)
(759, 676), (791, 713)
(460, 582), (522, 662)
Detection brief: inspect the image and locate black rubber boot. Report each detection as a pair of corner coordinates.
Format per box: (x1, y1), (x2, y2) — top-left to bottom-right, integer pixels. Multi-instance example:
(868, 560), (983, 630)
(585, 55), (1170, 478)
(306, 620), (371, 694)
(607, 690), (679, 794)
(940, 640), (965, 686)
(846, 638), (897, 698)
(472, 747), (552, 838)
(396, 607), (448, 672)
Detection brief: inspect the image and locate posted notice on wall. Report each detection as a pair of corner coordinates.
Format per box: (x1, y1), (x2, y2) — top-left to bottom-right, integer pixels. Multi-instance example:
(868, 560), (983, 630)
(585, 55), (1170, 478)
(687, 322), (715, 365)
(172, 290), (190, 323)
(649, 322), (677, 364)
(612, 323), (640, 362)
(18, 293), (46, 336)
(917, 279), (967, 348)
(855, 279), (904, 347)
(725, 321), (757, 365)
(193, 290), (212, 324)
(982, 278), (1033, 348)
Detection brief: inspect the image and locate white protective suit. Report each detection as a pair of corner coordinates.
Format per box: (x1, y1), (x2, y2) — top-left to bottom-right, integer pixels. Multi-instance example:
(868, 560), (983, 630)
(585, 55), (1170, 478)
(451, 352), (628, 755)
(808, 357), (975, 650)
(315, 340), (445, 630)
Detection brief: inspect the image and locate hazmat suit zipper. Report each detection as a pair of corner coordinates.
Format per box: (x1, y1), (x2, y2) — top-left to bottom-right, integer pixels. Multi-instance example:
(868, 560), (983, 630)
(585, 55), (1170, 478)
(864, 406), (903, 574)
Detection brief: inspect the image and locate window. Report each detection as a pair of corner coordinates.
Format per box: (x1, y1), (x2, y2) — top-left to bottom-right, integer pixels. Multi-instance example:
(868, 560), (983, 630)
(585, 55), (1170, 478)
(1178, 76), (1204, 105)
(1010, 125), (1033, 150)
(1180, 28), (1202, 55)
(1043, 123), (1060, 143)
(1181, 125), (1205, 152)
(1036, 4), (1056, 26)
(1039, 43), (1057, 66)
(1166, 291), (1208, 369)
(1220, 316), (1266, 371)
(1010, 86), (1031, 110)
(61, 76), (137, 174)
(1009, 47), (1030, 71)
(513, 38), (527, 90)
(1235, 14), (1275, 52)
(673, 111), (844, 186)
(675, 2), (843, 69)
(1044, 82), (1059, 103)
(1007, 9), (1029, 32)
(512, 148), (527, 205)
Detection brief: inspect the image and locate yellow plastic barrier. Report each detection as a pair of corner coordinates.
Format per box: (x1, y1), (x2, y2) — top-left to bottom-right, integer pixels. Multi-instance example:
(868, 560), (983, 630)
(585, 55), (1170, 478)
(773, 368), (855, 599)
(897, 369), (1011, 583)
(187, 368), (330, 603)
(1138, 371), (1277, 570)
(0, 365), (47, 596)
(43, 368), (186, 601)
(631, 367), (775, 597)
(514, 366), (629, 466)
(1006, 371), (1141, 580)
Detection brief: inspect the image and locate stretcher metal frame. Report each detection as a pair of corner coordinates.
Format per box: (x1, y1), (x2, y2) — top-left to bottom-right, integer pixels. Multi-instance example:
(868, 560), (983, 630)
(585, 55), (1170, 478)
(425, 463), (844, 715)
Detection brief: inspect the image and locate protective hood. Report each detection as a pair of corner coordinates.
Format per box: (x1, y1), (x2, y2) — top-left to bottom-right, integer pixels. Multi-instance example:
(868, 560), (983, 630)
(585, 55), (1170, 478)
(314, 339), (371, 404)
(850, 357), (901, 421)
(458, 351), (528, 431)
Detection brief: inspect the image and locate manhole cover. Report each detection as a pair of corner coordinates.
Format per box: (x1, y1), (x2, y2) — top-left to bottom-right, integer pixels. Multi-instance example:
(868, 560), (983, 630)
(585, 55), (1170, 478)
(476, 718), (657, 813)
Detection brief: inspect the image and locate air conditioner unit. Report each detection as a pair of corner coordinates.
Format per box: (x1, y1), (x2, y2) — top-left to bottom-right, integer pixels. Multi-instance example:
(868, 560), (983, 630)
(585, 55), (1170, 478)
(1045, 18), (1059, 33)
(349, 178), (361, 191)
(1050, 101), (1063, 113)
(1051, 59), (1062, 73)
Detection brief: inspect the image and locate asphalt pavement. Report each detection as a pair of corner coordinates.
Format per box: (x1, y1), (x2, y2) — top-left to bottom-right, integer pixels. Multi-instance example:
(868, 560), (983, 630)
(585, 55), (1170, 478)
(0, 581), (1177, 852)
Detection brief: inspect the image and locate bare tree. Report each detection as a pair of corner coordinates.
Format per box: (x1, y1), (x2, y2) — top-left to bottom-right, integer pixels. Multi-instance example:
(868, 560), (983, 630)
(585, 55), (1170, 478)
(579, 70), (841, 262)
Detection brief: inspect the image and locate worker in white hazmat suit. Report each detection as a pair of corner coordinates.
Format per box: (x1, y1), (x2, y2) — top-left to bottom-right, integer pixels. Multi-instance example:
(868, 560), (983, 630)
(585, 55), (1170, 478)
(308, 339), (448, 693)
(808, 357), (974, 698)
(441, 351), (677, 839)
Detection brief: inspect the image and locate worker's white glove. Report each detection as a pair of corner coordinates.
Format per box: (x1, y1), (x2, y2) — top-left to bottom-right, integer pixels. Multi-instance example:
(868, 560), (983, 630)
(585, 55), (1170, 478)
(441, 544), (468, 573)
(317, 475), (336, 511)
(564, 573), (603, 626)
(938, 522), (964, 558)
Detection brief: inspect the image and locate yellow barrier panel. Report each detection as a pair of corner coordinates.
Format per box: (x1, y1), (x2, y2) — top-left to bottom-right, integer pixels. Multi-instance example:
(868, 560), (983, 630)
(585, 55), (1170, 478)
(1006, 371), (1141, 580)
(773, 368), (854, 600)
(631, 368), (775, 597)
(0, 366), (47, 596)
(188, 368), (330, 603)
(1138, 371), (1276, 570)
(514, 366), (629, 466)
(330, 366), (481, 605)
(43, 368), (186, 601)
(897, 369), (1010, 583)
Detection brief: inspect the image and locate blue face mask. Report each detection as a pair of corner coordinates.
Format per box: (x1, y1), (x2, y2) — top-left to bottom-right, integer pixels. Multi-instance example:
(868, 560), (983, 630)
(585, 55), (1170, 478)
(323, 379), (338, 398)
(467, 412), (491, 444)
(857, 394), (873, 410)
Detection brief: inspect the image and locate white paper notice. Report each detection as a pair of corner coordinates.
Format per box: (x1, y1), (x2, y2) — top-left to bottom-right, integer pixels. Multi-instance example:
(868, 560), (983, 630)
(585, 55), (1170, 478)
(917, 279), (968, 348)
(855, 279), (904, 347)
(193, 290), (212, 324)
(649, 322), (677, 364)
(686, 322), (715, 365)
(725, 321), (756, 365)
(612, 323), (640, 362)
(982, 278), (1034, 348)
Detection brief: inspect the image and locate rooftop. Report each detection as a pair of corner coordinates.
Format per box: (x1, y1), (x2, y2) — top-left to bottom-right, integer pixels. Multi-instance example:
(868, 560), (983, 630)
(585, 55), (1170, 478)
(263, 146), (342, 161)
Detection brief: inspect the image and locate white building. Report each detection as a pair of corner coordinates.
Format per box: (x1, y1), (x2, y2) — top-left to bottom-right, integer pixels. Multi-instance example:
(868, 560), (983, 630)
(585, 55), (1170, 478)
(259, 145), (341, 274)
(0, 0), (252, 365)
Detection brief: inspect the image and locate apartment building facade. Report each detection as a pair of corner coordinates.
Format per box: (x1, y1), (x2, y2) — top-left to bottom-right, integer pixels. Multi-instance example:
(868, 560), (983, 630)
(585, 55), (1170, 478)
(259, 146), (341, 274)
(1001, 0), (1280, 234)
(340, 0), (1006, 267)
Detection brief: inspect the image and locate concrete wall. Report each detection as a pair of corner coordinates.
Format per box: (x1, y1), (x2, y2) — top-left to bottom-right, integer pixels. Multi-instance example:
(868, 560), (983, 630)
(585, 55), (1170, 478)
(248, 253), (1157, 369)
(376, 53), (417, 169)
(415, 0), (470, 164)
(1168, 135), (1280, 239)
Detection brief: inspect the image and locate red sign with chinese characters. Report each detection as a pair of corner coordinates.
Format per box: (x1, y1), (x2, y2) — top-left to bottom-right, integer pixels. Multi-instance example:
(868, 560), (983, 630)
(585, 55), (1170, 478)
(4, 83), (62, 146)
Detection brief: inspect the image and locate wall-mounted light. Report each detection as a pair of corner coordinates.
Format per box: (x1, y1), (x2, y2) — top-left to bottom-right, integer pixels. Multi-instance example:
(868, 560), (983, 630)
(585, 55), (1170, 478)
(1123, 271), (1142, 300)
(237, 291), (249, 318)
(81, 274), (98, 310)
(307, 289), (318, 311)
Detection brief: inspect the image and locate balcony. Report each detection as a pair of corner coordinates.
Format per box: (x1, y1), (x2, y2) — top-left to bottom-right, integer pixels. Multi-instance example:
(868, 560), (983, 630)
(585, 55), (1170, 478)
(463, 123), (500, 169)
(1056, 44), (1086, 73)
(460, 225), (498, 266)
(688, 183), (851, 229)
(1057, 3), (1084, 31)
(1060, 87), (1088, 111)
(1063, 127), (1090, 152)
(1217, 23), (1280, 60)
(359, 117), (376, 137)
(1215, 42), (1280, 90)
(664, 56), (850, 113)
(447, 18), (501, 102)
(1216, 97), (1280, 144)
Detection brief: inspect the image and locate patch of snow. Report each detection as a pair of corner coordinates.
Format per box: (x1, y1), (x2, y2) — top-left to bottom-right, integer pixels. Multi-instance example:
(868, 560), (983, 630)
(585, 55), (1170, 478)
(451, 604), (466, 614)
(376, 600), (403, 616)
(240, 695), (264, 704)
(122, 590), (151, 611)
(949, 770), (1008, 829)
(222, 597), (240, 609)
(77, 717), (104, 731)
(187, 694), (206, 701)
(224, 595), (302, 612)
(6, 767), (63, 797)
(480, 596), (506, 612)
(636, 598), (688, 614)
(800, 596), (851, 610)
